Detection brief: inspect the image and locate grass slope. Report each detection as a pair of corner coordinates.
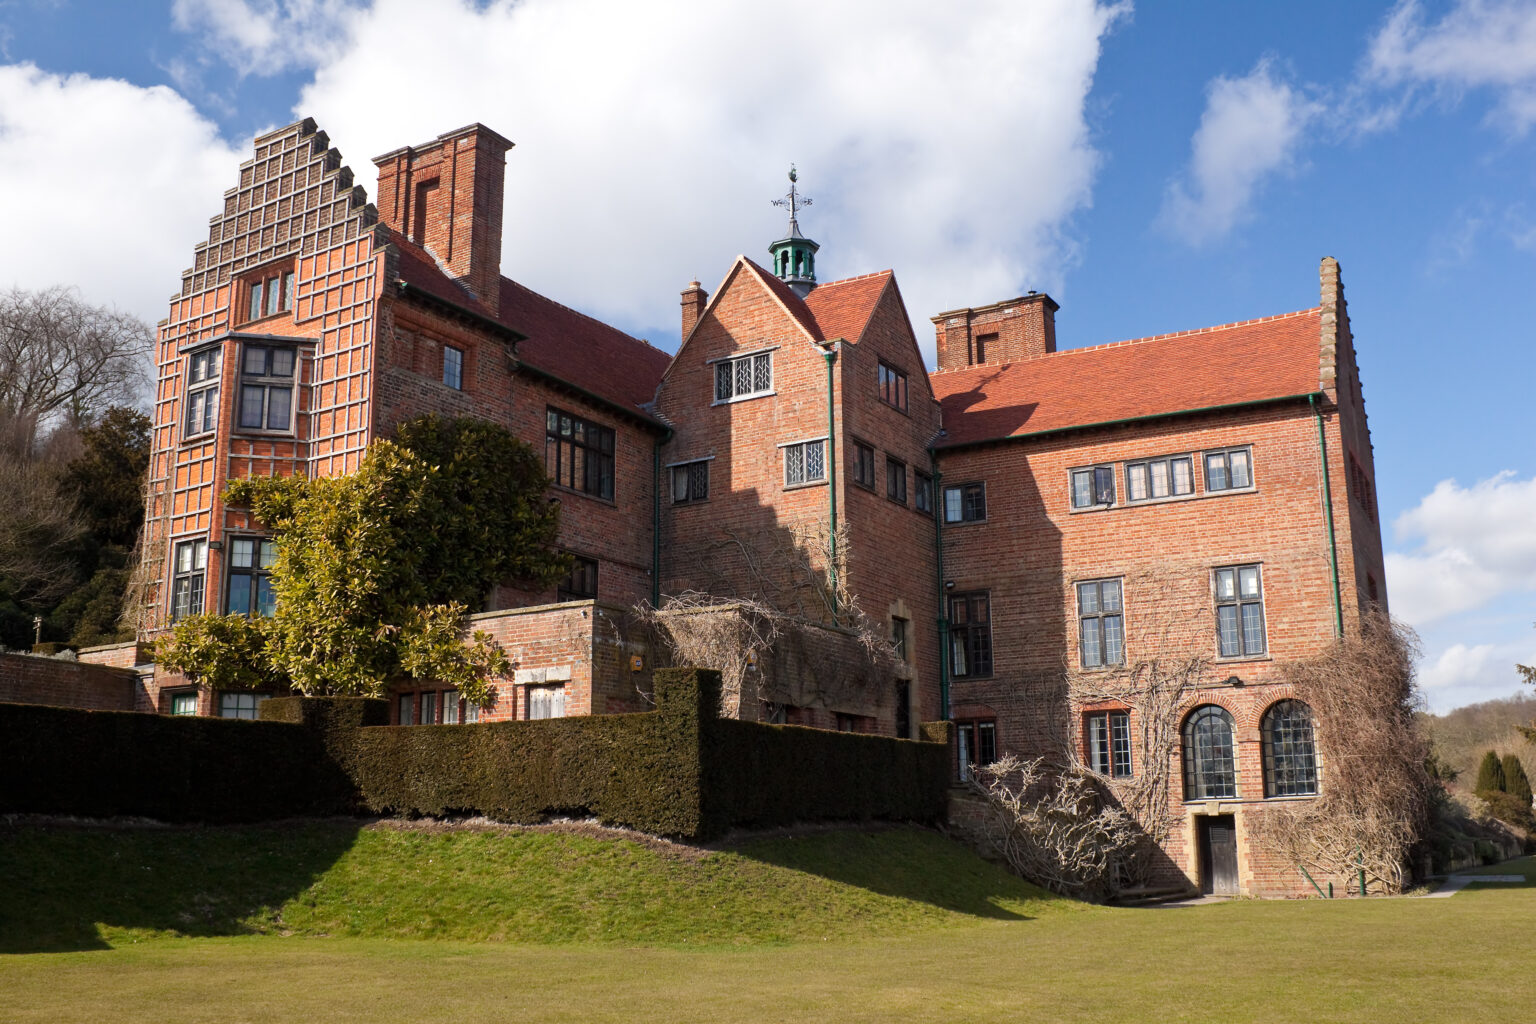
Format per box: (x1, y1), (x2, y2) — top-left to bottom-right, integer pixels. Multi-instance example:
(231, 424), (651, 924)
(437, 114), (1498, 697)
(1, 819), (1068, 952)
(4, 859), (1534, 1023)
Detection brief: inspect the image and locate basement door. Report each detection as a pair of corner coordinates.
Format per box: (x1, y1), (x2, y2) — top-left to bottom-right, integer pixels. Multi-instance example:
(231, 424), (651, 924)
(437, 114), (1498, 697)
(1197, 815), (1239, 895)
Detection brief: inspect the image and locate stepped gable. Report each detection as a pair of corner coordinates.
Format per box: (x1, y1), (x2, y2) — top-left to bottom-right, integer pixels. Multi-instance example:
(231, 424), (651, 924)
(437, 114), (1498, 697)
(737, 258), (892, 344)
(932, 308), (1324, 447)
(179, 117), (380, 299)
(389, 226), (669, 416)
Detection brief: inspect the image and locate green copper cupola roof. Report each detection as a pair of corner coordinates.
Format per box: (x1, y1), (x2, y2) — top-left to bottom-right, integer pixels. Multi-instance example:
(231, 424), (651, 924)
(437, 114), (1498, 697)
(769, 165), (819, 298)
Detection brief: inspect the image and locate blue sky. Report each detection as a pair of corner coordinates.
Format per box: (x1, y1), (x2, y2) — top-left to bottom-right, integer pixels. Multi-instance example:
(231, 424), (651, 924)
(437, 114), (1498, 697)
(2, 0), (1533, 710)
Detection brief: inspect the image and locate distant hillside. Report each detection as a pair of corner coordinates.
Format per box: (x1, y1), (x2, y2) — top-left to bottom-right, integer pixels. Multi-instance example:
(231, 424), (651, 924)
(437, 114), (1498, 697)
(1424, 694), (1536, 789)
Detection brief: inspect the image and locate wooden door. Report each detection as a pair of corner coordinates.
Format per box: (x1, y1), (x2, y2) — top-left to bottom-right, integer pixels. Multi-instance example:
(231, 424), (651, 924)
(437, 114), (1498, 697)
(1198, 815), (1239, 895)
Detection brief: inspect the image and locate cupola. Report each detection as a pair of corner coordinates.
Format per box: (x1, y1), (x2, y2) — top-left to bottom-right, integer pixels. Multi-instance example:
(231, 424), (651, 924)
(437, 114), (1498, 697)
(768, 166), (819, 298)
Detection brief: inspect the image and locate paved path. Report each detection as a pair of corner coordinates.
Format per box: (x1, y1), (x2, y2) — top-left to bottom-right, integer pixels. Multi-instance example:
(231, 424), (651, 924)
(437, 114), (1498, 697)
(1422, 874), (1526, 898)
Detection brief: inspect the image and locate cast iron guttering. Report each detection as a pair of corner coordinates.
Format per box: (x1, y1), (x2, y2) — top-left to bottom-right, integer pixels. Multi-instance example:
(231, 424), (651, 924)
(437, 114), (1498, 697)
(1309, 394), (1346, 638)
(395, 280), (525, 346)
(928, 449), (950, 721)
(932, 391), (1328, 452)
(651, 426), (674, 608)
(821, 341), (840, 613)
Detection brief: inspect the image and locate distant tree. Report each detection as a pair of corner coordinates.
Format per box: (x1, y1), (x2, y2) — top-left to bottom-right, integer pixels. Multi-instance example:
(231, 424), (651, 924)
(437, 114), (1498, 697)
(1501, 754), (1532, 807)
(0, 457), (85, 605)
(158, 416), (569, 701)
(1474, 750), (1507, 795)
(0, 286), (150, 457)
(59, 407), (150, 548)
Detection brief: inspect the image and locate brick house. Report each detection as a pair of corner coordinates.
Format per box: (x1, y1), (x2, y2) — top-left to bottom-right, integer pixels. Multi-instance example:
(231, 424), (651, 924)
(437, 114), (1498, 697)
(120, 119), (1387, 896)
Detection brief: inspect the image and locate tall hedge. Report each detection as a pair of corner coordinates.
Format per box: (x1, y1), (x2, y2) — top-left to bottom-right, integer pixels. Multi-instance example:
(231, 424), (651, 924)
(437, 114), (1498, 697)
(0, 703), (341, 823)
(1475, 749), (1506, 794)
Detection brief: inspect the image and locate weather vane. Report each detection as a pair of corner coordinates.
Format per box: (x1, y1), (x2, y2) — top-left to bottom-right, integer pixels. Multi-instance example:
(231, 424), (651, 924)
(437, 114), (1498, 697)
(771, 165), (812, 224)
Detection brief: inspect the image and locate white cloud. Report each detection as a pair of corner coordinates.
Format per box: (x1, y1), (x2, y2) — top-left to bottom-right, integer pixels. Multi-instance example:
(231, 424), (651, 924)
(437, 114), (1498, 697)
(1385, 471), (1536, 626)
(0, 63), (243, 325)
(1416, 638), (1536, 712)
(1158, 58), (1320, 246)
(1366, 0), (1536, 134)
(171, 0), (364, 75)
(285, 0), (1127, 351)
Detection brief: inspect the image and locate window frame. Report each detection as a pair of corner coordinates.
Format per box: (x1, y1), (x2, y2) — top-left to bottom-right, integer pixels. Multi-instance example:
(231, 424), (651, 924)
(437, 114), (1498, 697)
(877, 360), (909, 412)
(545, 406), (616, 501)
(1182, 704), (1238, 800)
(1262, 699), (1319, 798)
(915, 470), (934, 516)
(557, 554), (599, 602)
(1070, 464), (1117, 510)
(852, 440), (876, 491)
(955, 719), (997, 781)
(1075, 577), (1126, 669)
(235, 343), (298, 434)
(240, 265), (295, 325)
(1213, 563), (1268, 659)
(942, 482), (987, 524)
(183, 346), (222, 439)
(527, 683), (567, 720)
(218, 692), (271, 720)
(947, 590), (993, 679)
(1124, 454), (1196, 504)
(170, 538), (208, 621)
(169, 691), (198, 716)
(669, 458), (710, 505)
(886, 457), (907, 505)
(711, 349), (775, 404)
(1203, 446), (1256, 494)
(781, 437), (828, 488)
(442, 344), (464, 391)
(226, 536), (278, 617)
(1086, 709), (1133, 779)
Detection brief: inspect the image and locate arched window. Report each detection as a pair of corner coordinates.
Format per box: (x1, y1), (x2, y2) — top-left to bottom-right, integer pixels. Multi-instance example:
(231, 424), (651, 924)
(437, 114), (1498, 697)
(1262, 699), (1318, 797)
(1183, 705), (1237, 800)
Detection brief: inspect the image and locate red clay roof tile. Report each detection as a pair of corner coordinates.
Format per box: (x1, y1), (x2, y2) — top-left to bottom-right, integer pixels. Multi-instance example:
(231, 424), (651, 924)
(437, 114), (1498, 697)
(389, 229), (671, 417)
(931, 309), (1323, 446)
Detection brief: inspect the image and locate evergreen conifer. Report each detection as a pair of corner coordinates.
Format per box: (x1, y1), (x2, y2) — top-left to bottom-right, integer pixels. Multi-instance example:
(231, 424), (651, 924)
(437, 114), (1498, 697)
(1500, 754), (1532, 806)
(1475, 749), (1506, 795)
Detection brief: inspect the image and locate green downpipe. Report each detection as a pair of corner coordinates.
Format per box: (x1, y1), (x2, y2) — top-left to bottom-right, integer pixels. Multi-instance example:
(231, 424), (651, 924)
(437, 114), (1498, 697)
(651, 428), (673, 608)
(930, 451), (950, 721)
(1309, 394), (1345, 638)
(823, 346), (839, 615)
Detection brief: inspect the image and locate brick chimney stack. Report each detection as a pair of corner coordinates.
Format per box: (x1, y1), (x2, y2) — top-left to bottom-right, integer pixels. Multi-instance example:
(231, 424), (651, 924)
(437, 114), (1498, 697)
(930, 292), (1058, 371)
(374, 124), (513, 316)
(680, 281), (708, 340)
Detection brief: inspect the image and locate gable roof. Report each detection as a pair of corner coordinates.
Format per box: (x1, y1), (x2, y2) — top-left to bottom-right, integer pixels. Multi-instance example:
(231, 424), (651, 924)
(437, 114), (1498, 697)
(388, 229), (671, 420)
(733, 258), (895, 345)
(931, 309), (1324, 447)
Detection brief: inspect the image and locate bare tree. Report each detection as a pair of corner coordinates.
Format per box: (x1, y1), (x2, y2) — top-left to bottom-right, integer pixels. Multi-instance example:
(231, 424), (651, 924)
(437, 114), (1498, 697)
(0, 286), (151, 457)
(0, 457), (85, 603)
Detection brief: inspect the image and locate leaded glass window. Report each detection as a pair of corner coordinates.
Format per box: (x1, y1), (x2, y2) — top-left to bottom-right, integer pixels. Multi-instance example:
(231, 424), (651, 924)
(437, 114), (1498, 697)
(948, 592), (992, 677)
(1126, 455), (1194, 502)
(1214, 564), (1266, 657)
(1077, 578), (1125, 668)
(1262, 700), (1318, 797)
(1183, 705), (1237, 800)
(671, 460), (709, 504)
(1087, 710), (1132, 778)
(545, 407), (615, 500)
(715, 352), (772, 401)
(783, 439), (826, 486)
(1204, 447), (1254, 492)
(1071, 465), (1116, 508)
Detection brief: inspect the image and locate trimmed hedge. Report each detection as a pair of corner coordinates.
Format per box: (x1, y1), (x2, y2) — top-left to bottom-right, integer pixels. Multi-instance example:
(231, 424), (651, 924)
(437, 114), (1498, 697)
(0, 702), (342, 823)
(335, 667), (712, 836)
(0, 669), (951, 838)
(703, 718), (950, 833)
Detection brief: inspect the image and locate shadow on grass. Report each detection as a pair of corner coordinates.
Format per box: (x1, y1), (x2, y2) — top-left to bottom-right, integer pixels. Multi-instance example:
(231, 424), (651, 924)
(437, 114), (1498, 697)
(727, 826), (1037, 921)
(1457, 855), (1536, 887)
(0, 818), (362, 954)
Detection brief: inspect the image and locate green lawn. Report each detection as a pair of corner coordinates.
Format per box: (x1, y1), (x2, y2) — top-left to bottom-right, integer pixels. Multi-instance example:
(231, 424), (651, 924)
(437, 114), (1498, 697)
(4, 821), (1533, 1024)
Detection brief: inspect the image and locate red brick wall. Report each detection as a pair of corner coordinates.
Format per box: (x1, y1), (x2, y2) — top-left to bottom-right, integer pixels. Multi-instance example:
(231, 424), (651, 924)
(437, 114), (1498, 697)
(936, 398), (1362, 895)
(0, 653), (138, 711)
(931, 293), (1058, 370)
